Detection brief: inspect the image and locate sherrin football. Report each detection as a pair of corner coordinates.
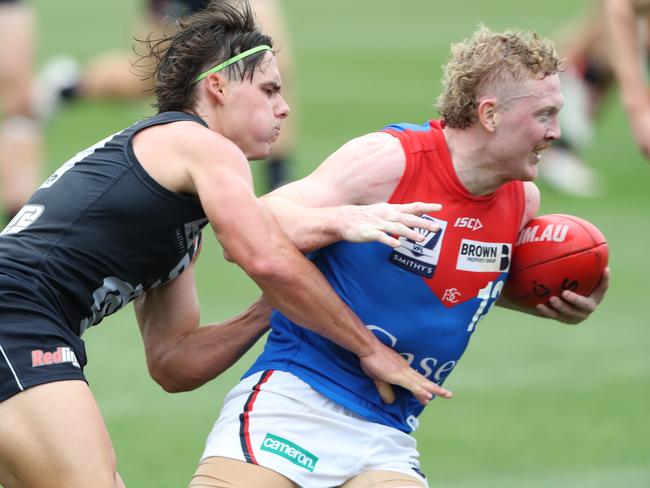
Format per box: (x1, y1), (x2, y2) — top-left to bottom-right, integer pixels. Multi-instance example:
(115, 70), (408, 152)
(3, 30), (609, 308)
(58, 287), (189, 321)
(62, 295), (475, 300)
(502, 214), (608, 308)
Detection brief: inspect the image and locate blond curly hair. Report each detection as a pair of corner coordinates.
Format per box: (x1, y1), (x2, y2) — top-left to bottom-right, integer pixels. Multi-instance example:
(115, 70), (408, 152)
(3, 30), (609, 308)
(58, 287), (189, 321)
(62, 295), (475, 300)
(436, 26), (561, 129)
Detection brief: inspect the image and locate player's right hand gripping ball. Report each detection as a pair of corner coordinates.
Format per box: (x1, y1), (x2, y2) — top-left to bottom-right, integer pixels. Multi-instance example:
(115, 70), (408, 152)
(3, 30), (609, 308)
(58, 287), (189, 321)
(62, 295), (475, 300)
(502, 214), (608, 308)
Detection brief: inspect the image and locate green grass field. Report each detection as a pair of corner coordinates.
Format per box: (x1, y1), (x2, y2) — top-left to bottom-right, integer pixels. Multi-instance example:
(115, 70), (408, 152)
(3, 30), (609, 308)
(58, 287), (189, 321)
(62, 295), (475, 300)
(17, 0), (650, 486)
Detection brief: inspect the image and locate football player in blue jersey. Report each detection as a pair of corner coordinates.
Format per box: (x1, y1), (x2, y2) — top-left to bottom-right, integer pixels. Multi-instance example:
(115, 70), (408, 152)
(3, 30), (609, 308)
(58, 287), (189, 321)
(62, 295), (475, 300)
(188, 26), (611, 488)
(0, 2), (449, 487)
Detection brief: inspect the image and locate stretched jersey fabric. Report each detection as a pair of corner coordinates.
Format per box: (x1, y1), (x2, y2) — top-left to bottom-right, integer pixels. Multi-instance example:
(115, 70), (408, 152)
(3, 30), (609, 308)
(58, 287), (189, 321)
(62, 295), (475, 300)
(247, 120), (525, 433)
(0, 111), (208, 336)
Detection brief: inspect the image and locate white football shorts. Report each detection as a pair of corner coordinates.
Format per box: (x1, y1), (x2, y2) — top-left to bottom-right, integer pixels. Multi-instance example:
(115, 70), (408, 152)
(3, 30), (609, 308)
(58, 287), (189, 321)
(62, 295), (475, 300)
(199, 370), (428, 488)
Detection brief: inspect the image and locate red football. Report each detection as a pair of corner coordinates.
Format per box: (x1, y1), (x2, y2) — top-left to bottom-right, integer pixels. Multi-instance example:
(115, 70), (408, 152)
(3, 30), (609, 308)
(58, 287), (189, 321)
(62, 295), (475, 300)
(502, 214), (608, 308)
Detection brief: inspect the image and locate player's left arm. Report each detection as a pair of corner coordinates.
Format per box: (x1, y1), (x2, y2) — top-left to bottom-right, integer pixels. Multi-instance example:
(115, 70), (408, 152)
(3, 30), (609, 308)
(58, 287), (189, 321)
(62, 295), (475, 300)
(134, 261), (272, 392)
(262, 132), (442, 252)
(498, 181), (610, 323)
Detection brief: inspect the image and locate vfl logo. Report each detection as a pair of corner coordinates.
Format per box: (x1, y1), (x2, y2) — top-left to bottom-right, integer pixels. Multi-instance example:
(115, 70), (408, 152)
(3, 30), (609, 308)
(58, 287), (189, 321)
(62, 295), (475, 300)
(442, 288), (462, 303)
(1, 205), (44, 235)
(454, 217), (484, 231)
(31, 347), (80, 368)
(456, 239), (511, 273)
(389, 216), (447, 278)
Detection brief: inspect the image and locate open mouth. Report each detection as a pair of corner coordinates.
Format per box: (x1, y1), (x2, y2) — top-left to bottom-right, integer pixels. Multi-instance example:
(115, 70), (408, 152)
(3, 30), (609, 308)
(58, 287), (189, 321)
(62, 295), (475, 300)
(532, 144), (550, 162)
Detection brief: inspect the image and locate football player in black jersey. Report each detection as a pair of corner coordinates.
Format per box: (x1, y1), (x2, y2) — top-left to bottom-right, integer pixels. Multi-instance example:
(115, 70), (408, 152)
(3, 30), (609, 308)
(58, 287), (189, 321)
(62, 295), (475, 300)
(0, 1), (448, 486)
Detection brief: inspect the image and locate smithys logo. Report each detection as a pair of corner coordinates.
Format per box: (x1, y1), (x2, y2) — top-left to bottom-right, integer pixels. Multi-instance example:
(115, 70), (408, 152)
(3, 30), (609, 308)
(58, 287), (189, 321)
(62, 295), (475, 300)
(389, 216), (447, 278)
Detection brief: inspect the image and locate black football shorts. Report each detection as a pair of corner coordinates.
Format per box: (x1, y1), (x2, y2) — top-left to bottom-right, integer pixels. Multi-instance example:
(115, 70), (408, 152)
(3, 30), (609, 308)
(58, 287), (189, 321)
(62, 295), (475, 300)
(0, 274), (87, 402)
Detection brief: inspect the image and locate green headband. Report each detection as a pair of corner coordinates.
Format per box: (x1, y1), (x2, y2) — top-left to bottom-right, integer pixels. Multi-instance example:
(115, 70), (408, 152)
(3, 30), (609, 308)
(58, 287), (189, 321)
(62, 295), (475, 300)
(193, 45), (272, 84)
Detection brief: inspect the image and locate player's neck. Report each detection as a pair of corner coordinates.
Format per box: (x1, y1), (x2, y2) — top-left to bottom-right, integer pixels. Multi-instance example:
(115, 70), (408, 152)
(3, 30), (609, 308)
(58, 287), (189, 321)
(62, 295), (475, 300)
(443, 126), (506, 196)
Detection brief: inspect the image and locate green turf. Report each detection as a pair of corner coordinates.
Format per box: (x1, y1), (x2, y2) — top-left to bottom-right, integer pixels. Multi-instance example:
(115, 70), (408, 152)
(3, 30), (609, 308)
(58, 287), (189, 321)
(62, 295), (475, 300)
(16, 0), (650, 486)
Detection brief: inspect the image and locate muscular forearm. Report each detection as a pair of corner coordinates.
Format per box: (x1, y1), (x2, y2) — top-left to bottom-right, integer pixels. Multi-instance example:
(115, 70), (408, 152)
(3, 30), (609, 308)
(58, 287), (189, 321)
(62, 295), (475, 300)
(495, 295), (543, 317)
(145, 298), (272, 393)
(262, 194), (344, 253)
(135, 262), (272, 392)
(251, 248), (378, 358)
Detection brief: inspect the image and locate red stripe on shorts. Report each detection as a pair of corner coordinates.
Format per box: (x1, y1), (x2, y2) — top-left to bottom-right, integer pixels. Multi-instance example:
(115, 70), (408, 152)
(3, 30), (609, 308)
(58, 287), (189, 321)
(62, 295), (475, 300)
(239, 370), (274, 464)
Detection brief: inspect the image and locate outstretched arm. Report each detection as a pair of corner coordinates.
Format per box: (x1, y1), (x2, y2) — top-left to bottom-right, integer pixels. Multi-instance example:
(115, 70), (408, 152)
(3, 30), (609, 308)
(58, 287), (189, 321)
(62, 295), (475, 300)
(262, 132), (442, 252)
(134, 261), (272, 392)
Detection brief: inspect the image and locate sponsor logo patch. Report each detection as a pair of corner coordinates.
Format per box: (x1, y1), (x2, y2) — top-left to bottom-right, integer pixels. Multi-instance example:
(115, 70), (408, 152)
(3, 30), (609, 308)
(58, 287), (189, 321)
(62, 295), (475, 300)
(456, 239), (511, 272)
(31, 347), (80, 368)
(261, 433), (318, 472)
(516, 224), (569, 245)
(454, 217), (484, 231)
(442, 288), (462, 303)
(389, 216), (447, 278)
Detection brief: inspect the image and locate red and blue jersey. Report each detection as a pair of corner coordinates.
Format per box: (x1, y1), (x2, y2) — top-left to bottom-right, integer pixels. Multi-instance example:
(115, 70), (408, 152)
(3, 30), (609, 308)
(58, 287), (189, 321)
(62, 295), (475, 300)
(246, 120), (525, 433)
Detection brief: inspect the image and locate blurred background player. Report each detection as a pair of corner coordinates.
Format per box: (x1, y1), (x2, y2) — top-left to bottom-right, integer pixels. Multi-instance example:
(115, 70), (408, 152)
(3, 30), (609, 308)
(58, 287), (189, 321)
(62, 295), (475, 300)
(604, 0), (650, 156)
(540, 0), (650, 196)
(34, 0), (295, 190)
(0, 0), (43, 223)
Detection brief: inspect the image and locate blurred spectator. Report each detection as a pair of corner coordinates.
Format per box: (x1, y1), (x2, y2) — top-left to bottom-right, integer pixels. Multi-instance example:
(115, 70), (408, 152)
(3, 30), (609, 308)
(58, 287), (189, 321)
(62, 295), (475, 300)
(0, 0), (42, 224)
(604, 0), (650, 157)
(540, 0), (650, 197)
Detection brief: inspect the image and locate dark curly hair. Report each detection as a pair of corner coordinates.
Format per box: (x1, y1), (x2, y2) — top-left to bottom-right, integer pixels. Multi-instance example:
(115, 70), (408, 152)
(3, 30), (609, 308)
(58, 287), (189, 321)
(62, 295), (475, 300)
(140, 0), (273, 114)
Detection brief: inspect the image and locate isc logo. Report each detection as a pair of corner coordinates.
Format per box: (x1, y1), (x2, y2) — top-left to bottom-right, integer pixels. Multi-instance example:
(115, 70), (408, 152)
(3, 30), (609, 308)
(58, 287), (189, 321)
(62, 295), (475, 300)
(454, 217), (483, 231)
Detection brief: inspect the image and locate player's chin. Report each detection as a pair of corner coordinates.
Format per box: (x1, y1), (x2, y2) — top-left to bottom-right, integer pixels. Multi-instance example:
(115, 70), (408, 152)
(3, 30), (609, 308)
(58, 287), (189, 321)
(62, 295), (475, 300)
(523, 156), (540, 180)
(516, 165), (537, 182)
(247, 143), (273, 161)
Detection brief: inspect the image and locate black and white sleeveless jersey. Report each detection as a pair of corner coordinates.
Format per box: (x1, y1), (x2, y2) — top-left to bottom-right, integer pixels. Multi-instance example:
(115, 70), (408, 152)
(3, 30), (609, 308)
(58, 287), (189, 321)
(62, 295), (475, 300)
(0, 111), (209, 336)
